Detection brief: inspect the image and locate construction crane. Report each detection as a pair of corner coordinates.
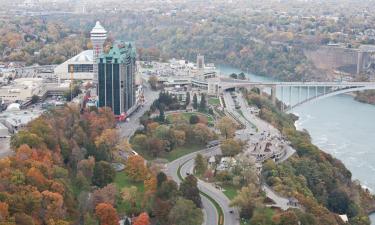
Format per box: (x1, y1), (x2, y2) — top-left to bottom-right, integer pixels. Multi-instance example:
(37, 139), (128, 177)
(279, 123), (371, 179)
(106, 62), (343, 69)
(69, 65), (74, 101)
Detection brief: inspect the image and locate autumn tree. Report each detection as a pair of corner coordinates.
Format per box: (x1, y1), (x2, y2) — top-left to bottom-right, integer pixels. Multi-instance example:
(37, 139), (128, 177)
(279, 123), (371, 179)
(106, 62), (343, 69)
(133, 212), (150, 225)
(144, 176), (157, 194)
(192, 123), (214, 144)
(92, 184), (117, 207)
(149, 75), (158, 90)
(95, 203), (119, 225)
(168, 198), (203, 225)
(221, 138), (243, 157)
(230, 183), (261, 219)
(0, 202), (9, 221)
(41, 191), (66, 221)
(217, 116), (236, 139)
(125, 155), (148, 182)
(92, 161), (116, 187)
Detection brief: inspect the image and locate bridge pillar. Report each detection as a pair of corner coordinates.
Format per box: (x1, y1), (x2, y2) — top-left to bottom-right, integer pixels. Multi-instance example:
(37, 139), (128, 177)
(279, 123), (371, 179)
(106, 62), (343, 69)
(271, 85), (276, 105)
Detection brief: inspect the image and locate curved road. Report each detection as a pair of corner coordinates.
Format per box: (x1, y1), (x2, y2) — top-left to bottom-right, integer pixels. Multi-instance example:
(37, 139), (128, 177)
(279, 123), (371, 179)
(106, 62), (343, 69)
(164, 147), (240, 225)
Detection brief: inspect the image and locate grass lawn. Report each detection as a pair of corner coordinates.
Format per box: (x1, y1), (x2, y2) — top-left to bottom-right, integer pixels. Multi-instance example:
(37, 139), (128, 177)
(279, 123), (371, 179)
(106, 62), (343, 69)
(166, 112), (214, 126)
(114, 172), (144, 192)
(164, 143), (206, 161)
(114, 172), (145, 215)
(240, 219), (251, 225)
(222, 185), (239, 200)
(208, 98), (221, 106)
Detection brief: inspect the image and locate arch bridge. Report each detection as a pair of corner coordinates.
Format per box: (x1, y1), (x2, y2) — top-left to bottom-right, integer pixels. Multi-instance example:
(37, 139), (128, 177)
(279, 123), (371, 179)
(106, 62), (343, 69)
(218, 79), (375, 111)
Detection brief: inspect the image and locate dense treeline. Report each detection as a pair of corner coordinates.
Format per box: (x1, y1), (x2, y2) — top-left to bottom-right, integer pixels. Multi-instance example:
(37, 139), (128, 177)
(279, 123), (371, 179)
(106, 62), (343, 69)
(1, 105), (203, 225)
(244, 90), (375, 225)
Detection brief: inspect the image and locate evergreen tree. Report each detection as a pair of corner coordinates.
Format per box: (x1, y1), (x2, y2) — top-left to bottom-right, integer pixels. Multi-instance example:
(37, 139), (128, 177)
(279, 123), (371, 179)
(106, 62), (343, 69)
(179, 175), (202, 208)
(159, 104), (165, 122)
(199, 94), (206, 112)
(194, 154), (207, 175)
(186, 92), (190, 106)
(193, 93), (198, 109)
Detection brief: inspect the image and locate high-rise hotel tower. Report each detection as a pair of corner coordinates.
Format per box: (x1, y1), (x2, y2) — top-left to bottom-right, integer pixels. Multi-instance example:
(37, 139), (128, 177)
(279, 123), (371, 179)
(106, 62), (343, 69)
(97, 42), (136, 116)
(90, 21), (107, 91)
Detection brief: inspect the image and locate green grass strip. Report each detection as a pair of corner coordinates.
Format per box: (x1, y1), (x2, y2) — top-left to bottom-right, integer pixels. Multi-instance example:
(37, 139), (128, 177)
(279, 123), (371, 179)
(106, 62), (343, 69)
(177, 161), (224, 225)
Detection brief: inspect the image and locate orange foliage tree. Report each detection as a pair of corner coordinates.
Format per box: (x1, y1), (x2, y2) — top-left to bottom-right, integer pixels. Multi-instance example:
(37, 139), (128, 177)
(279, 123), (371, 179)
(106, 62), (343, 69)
(95, 203), (119, 225)
(125, 155), (148, 182)
(0, 202), (9, 221)
(133, 212), (150, 225)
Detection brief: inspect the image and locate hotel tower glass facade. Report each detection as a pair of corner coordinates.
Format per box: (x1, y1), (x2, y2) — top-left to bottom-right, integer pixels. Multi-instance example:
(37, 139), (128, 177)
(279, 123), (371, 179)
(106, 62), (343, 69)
(98, 42), (136, 115)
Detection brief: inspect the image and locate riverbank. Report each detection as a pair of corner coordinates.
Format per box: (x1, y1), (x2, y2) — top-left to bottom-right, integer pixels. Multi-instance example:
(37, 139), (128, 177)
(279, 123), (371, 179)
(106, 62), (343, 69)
(219, 65), (375, 224)
(354, 90), (375, 105)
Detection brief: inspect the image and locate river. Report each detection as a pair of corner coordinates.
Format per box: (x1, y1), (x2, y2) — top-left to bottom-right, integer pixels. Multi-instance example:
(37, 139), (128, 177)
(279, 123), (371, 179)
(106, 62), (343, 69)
(218, 65), (375, 223)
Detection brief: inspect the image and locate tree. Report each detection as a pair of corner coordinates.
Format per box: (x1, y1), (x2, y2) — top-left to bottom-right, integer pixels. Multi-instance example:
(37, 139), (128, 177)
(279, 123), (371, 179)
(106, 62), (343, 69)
(92, 184), (117, 207)
(230, 183), (261, 219)
(179, 175), (202, 208)
(156, 180), (179, 201)
(221, 138), (243, 157)
(327, 190), (351, 215)
(279, 211), (299, 225)
(132, 134), (148, 150)
(14, 213), (35, 225)
(159, 104), (165, 122)
(121, 186), (138, 209)
(95, 203), (119, 225)
(194, 154), (207, 176)
(238, 72), (246, 80)
(77, 156), (95, 181)
(249, 207), (275, 225)
(41, 191), (66, 221)
(125, 155), (148, 182)
(168, 198), (203, 225)
(230, 73), (238, 79)
(0, 202), (9, 221)
(92, 161), (116, 187)
(199, 94), (206, 112)
(133, 212), (150, 225)
(189, 115), (199, 124)
(31, 95), (40, 104)
(217, 117), (236, 139)
(185, 92), (190, 106)
(170, 129), (186, 147)
(148, 138), (164, 157)
(156, 172), (167, 188)
(144, 176), (157, 194)
(192, 123), (213, 144)
(149, 75), (158, 90)
(193, 93), (198, 109)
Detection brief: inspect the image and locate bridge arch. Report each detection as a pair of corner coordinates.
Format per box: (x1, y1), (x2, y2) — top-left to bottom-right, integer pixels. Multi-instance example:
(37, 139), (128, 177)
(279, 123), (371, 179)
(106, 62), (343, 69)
(217, 79), (375, 111)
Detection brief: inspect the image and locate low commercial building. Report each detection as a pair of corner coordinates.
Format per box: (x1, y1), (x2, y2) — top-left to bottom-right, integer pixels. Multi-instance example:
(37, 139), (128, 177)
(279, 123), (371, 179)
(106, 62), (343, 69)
(0, 78), (44, 102)
(0, 107), (42, 134)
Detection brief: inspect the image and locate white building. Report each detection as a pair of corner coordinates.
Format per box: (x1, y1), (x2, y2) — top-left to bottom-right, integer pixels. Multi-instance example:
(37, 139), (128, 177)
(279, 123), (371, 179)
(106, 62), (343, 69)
(0, 106), (42, 134)
(54, 50), (94, 81)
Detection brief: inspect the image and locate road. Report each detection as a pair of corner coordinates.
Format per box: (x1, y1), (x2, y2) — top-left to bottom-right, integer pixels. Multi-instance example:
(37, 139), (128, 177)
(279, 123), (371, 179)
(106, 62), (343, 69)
(164, 147), (240, 225)
(118, 85), (159, 139)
